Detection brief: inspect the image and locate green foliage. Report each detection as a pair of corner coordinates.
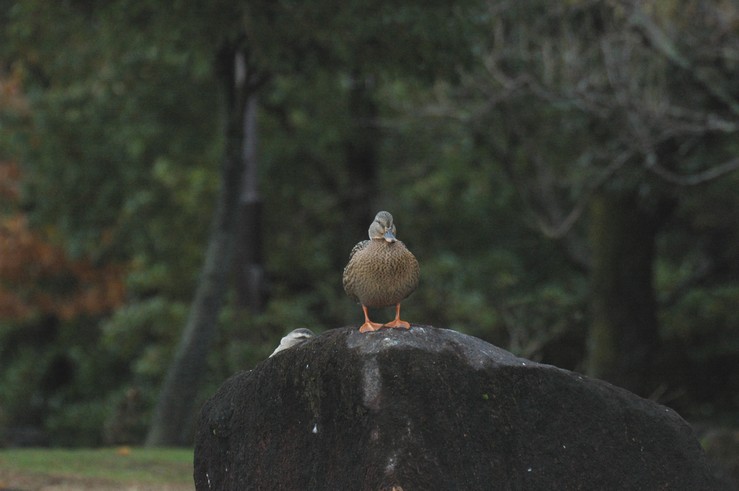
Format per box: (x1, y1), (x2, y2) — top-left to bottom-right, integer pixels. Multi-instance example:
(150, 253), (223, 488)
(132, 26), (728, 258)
(0, 0), (737, 447)
(0, 316), (128, 445)
(1, 0), (225, 446)
(3, 0), (223, 259)
(243, 0), (482, 78)
(253, 63), (592, 369)
(663, 286), (739, 358)
(654, 174), (739, 415)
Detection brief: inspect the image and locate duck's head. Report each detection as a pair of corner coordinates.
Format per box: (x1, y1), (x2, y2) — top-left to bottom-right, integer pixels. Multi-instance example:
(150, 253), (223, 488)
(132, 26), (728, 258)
(368, 211), (397, 243)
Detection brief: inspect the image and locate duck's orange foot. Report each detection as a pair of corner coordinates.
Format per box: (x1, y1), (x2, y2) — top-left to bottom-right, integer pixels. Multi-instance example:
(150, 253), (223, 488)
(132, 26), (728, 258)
(383, 319), (411, 329)
(359, 321), (384, 333)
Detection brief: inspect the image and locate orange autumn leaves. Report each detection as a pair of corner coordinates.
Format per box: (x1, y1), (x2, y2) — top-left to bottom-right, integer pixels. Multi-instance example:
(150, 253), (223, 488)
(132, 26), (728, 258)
(0, 159), (22, 201)
(0, 162), (126, 321)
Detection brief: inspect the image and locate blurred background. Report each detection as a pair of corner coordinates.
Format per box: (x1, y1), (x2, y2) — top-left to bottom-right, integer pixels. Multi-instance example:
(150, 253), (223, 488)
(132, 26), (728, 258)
(0, 0), (737, 474)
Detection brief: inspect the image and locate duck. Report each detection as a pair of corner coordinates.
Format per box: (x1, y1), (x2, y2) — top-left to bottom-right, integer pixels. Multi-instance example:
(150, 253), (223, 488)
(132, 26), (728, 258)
(269, 328), (315, 357)
(343, 211), (420, 333)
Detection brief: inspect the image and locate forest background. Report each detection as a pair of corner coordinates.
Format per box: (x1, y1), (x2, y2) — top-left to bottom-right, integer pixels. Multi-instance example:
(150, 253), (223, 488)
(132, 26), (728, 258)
(0, 0), (737, 449)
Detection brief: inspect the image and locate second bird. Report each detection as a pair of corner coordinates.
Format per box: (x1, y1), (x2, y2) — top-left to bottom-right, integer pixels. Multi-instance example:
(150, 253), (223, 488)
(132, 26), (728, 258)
(343, 211), (420, 333)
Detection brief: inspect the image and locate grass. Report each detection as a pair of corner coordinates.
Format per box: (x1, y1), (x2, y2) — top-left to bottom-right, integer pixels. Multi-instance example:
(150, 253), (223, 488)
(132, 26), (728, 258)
(0, 447), (193, 487)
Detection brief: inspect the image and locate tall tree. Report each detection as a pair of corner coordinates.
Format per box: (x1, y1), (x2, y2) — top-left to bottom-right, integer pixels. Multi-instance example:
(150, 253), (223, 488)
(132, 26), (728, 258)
(233, 91), (265, 312)
(3, 0), (492, 445)
(149, 0), (482, 444)
(1, 0), (236, 444)
(587, 190), (671, 390)
(432, 0), (739, 393)
(145, 44), (263, 446)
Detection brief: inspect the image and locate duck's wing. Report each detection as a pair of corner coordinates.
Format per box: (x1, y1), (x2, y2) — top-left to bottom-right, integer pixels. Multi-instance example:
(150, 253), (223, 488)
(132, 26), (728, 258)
(343, 240), (370, 300)
(347, 240), (370, 261)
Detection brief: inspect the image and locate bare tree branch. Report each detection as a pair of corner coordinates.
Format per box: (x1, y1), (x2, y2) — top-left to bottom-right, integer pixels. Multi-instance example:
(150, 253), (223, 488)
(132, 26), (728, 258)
(627, 3), (739, 117)
(645, 156), (739, 186)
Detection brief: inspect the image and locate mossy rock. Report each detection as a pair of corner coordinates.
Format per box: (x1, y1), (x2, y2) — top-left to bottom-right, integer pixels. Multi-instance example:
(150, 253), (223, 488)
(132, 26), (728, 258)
(194, 326), (728, 490)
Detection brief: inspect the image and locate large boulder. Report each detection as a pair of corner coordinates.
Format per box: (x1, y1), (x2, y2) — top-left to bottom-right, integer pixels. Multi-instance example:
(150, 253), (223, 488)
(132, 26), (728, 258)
(194, 326), (728, 490)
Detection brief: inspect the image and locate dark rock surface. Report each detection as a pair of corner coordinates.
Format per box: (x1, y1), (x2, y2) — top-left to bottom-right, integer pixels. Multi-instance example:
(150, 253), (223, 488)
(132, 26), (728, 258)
(194, 325), (728, 490)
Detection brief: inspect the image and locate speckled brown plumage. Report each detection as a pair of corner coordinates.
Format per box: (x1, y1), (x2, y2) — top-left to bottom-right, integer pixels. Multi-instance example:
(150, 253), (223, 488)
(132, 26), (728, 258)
(343, 211), (419, 332)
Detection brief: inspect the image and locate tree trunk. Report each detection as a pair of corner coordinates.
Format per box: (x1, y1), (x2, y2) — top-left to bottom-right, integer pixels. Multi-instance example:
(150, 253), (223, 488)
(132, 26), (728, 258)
(145, 45), (254, 446)
(233, 93), (265, 312)
(342, 72), (380, 249)
(586, 190), (669, 395)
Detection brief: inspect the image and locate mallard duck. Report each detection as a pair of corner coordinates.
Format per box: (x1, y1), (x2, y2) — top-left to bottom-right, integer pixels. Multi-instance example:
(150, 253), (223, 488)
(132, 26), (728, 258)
(343, 211), (420, 333)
